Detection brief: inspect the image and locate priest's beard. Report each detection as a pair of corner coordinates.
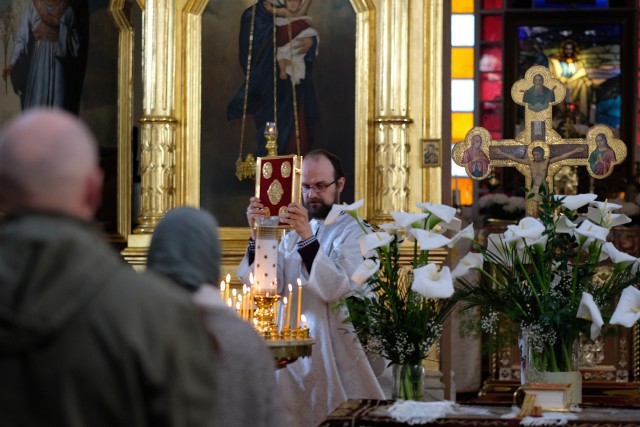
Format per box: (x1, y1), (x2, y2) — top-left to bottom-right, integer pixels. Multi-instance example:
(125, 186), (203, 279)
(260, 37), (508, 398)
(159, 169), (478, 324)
(305, 192), (340, 220)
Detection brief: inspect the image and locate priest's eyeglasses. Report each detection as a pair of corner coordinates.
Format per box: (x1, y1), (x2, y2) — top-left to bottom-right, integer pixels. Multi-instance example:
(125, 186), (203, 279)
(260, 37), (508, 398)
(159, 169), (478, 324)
(301, 180), (338, 194)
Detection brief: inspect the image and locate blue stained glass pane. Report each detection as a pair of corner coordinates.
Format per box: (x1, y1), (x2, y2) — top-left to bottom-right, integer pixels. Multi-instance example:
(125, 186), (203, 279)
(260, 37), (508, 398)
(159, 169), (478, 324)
(534, 0), (607, 8)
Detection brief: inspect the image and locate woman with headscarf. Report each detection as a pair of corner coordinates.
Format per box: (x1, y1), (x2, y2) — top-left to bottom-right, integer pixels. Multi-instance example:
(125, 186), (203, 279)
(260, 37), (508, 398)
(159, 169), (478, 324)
(147, 207), (282, 427)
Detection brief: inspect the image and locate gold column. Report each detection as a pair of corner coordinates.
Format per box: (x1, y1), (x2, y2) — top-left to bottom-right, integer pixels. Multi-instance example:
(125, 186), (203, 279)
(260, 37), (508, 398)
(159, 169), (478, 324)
(370, 0), (412, 223)
(133, 0), (179, 233)
(123, 0), (206, 266)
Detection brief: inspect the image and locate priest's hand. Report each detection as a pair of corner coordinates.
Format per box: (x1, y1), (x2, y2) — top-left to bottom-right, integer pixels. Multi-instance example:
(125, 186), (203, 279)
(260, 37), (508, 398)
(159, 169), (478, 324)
(281, 202), (312, 240)
(246, 197), (265, 239)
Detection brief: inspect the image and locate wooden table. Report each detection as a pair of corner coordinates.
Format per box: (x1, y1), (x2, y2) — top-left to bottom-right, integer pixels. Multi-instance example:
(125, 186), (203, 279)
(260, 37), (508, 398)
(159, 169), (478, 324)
(320, 399), (640, 426)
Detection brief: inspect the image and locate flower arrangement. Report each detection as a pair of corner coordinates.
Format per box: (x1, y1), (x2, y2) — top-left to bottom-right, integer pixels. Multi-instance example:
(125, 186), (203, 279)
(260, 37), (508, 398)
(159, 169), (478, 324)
(478, 193), (526, 221)
(455, 186), (640, 378)
(325, 199), (476, 400)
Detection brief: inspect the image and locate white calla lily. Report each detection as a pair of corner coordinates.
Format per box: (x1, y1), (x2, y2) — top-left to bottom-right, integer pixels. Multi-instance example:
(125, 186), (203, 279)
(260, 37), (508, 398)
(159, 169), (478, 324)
(602, 242), (635, 266)
(351, 258), (380, 285)
(447, 224), (475, 248)
(506, 217), (545, 241)
(573, 219), (609, 247)
(412, 264), (454, 298)
(554, 193), (597, 210)
(555, 215), (578, 234)
(416, 202), (457, 229)
(439, 216), (462, 232)
(451, 252), (484, 279)
(610, 286), (640, 328)
(390, 211), (427, 229)
(325, 199), (364, 225)
(410, 228), (451, 251)
(586, 206), (631, 228)
(576, 292), (604, 340)
(358, 231), (394, 256)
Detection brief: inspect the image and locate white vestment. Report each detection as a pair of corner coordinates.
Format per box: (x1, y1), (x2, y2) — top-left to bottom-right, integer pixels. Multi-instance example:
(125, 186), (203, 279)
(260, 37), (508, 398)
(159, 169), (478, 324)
(238, 213), (387, 426)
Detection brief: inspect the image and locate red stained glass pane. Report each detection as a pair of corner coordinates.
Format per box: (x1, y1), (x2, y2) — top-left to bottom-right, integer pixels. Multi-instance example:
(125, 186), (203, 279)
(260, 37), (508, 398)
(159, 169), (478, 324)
(482, 15), (502, 42)
(481, 78), (502, 102)
(481, 102), (502, 130)
(482, 0), (502, 8)
(479, 46), (502, 72)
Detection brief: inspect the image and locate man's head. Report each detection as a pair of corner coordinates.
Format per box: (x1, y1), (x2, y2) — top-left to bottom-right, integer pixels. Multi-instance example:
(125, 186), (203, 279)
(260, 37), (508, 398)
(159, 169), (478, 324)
(0, 109), (103, 220)
(561, 40), (576, 59)
(301, 149), (345, 220)
(533, 74), (544, 87)
(596, 133), (607, 148)
(532, 146), (545, 162)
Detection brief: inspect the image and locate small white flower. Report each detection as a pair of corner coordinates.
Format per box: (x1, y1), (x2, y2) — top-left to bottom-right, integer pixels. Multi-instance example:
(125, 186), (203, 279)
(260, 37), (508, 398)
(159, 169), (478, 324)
(325, 199), (364, 225)
(351, 258), (380, 285)
(358, 231), (394, 256)
(410, 228), (451, 251)
(553, 193), (597, 211)
(451, 252), (484, 279)
(447, 224), (475, 248)
(412, 263), (454, 298)
(610, 286), (640, 328)
(576, 292), (604, 340)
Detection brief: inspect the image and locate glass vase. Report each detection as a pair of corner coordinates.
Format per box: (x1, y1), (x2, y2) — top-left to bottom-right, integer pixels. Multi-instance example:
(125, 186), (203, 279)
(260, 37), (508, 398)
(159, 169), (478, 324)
(519, 330), (582, 405)
(392, 362), (425, 401)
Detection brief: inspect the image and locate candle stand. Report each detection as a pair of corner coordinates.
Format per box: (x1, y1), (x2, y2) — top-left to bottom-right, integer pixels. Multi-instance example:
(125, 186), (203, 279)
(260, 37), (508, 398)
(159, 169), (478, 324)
(252, 292), (314, 369)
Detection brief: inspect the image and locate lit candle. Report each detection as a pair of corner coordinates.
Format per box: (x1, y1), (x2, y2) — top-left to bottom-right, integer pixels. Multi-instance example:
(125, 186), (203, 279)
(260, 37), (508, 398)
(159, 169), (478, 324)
(297, 278), (302, 329)
(238, 294), (243, 319)
(287, 283), (293, 328)
(220, 281), (225, 302)
(283, 296), (288, 329)
(301, 314), (307, 329)
(224, 276), (230, 304)
(227, 297), (232, 308)
(232, 288), (237, 310)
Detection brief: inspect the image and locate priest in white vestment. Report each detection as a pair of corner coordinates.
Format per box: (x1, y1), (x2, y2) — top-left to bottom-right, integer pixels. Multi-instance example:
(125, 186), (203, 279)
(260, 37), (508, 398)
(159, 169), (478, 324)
(239, 149), (388, 426)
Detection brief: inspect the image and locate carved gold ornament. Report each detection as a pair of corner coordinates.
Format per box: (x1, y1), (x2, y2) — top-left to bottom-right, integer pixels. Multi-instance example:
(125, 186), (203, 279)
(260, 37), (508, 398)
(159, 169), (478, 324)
(262, 162), (273, 179)
(267, 180), (284, 205)
(279, 206), (288, 216)
(281, 161), (292, 178)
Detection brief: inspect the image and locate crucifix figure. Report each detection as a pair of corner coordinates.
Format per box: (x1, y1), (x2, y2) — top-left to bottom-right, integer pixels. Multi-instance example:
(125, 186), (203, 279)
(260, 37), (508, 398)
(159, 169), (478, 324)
(452, 65), (627, 217)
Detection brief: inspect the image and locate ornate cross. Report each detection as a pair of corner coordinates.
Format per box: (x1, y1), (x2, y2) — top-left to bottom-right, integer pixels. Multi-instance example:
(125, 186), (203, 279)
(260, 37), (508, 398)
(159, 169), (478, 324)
(452, 65), (627, 217)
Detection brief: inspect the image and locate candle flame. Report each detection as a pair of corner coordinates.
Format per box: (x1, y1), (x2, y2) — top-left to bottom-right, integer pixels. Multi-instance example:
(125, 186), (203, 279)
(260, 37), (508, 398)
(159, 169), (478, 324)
(301, 314), (307, 323)
(283, 296), (288, 305)
(220, 281), (226, 291)
(297, 278), (302, 287)
(232, 289), (237, 297)
(288, 283), (293, 292)
(225, 273), (231, 283)
(238, 295), (243, 302)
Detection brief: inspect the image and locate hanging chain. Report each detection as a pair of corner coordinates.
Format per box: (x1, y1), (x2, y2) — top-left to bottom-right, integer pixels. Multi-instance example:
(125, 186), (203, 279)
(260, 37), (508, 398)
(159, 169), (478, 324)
(236, 4), (257, 180)
(287, 21), (301, 156)
(272, 7), (277, 129)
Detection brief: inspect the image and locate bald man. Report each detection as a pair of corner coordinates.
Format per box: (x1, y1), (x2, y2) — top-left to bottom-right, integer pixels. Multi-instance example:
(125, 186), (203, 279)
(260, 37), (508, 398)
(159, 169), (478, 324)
(0, 109), (217, 427)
